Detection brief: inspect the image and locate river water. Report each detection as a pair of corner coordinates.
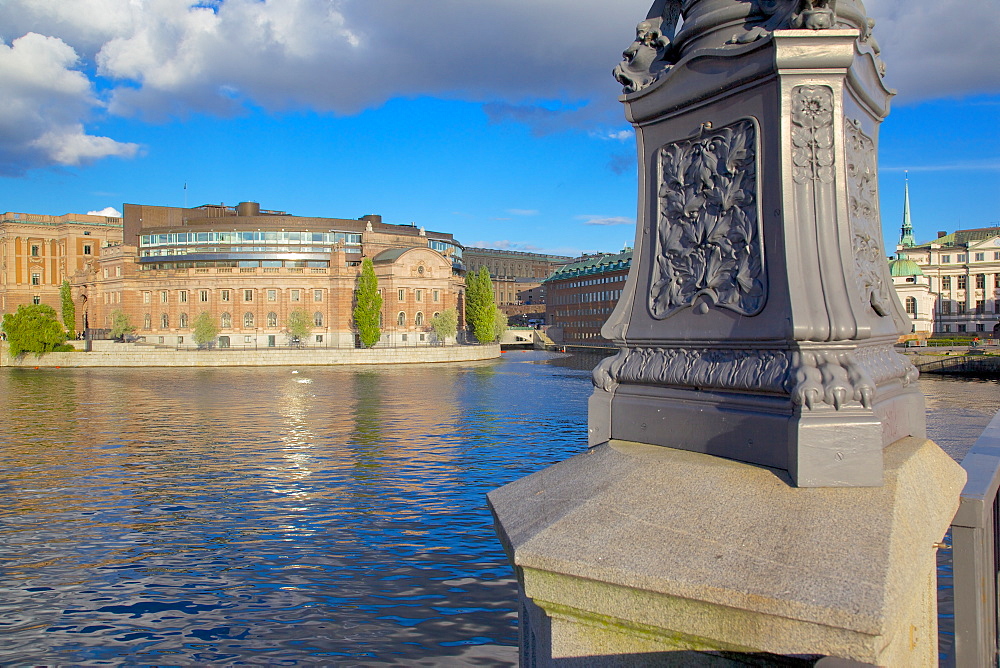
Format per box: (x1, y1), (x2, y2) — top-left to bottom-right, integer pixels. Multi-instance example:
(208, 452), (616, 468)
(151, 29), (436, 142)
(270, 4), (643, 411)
(1, 351), (997, 665)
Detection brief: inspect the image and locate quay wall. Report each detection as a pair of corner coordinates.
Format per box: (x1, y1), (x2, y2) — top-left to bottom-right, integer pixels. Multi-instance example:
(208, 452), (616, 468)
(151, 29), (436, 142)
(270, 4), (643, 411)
(0, 341), (501, 368)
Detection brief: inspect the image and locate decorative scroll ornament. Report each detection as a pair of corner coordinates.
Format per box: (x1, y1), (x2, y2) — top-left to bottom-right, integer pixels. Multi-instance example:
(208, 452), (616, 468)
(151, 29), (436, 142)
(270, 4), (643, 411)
(650, 119), (765, 319)
(592, 343), (915, 412)
(613, 0), (682, 94)
(845, 119), (892, 317)
(791, 85), (835, 184)
(734, 0), (838, 44)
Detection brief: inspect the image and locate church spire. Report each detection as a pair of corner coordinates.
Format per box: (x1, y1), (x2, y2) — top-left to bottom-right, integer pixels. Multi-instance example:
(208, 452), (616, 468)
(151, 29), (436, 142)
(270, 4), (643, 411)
(899, 171), (915, 247)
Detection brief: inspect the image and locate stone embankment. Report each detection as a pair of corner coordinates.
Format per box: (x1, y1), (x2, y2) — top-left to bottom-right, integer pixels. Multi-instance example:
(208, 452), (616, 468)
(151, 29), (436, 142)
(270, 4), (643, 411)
(0, 340), (501, 368)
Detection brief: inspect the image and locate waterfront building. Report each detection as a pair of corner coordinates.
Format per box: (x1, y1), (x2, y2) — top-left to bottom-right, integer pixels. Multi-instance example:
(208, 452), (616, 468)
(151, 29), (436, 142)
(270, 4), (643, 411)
(892, 180), (1000, 338)
(0, 211), (123, 318)
(74, 202), (467, 347)
(462, 247), (572, 320)
(544, 248), (632, 345)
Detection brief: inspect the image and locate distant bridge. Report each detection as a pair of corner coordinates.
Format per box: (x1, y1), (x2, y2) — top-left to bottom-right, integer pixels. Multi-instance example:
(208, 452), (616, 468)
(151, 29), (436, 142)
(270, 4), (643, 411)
(917, 354), (1000, 377)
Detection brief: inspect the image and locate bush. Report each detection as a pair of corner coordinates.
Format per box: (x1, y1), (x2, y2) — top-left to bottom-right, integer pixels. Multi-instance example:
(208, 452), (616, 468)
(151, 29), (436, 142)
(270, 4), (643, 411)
(353, 258), (382, 348)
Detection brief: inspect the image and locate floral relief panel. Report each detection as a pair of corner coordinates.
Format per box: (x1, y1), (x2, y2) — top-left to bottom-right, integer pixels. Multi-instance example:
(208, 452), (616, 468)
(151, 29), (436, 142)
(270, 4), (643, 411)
(650, 119), (766, 319)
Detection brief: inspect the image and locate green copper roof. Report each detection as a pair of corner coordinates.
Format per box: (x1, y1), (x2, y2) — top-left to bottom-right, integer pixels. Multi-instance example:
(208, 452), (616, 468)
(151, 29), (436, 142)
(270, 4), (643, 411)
(888, 258), (924, 277)
(916, 227), (1000, 248)
(544, 248), (632, 282)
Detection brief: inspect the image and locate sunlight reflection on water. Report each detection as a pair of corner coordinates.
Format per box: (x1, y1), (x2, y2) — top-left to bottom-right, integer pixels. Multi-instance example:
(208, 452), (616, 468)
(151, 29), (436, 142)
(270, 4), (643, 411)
(0, 352), (994, 664)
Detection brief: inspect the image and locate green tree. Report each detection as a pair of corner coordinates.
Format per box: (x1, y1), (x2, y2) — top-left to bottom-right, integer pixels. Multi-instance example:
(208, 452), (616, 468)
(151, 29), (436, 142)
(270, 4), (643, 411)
(430, 308), (458, 343)
(464, 266), (497, 343)
(352, 257), (382, 348)
(192, 311), (219, 347)
(110, 309), (135, 340)
(1, 304), (70, 356)
(286, 308), (312, 344)
(491, 306), (509, 343)
(60, 280), (76, 338)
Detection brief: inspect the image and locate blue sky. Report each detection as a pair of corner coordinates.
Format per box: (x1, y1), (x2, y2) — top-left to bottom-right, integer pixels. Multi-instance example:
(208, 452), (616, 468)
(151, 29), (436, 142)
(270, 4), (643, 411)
(1, 0), (998, 257)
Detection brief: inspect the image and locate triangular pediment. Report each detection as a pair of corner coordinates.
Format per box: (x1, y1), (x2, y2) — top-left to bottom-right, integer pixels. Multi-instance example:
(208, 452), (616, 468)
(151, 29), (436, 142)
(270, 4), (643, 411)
(968, 235), (1000, 251)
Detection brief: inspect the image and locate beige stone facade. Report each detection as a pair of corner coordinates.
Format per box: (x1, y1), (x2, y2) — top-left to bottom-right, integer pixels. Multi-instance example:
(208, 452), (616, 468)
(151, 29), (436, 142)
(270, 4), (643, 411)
(0, 211), (123, 319)
(72, 202), (467, 347)
(463, 247), (571, 310)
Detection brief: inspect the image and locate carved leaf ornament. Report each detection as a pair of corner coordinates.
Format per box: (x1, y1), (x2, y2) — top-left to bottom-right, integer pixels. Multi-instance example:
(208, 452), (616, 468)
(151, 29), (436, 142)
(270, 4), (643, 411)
(791, 85), (835, 184)
(845, 119), (892, 317)
(650, 119), (766, 319)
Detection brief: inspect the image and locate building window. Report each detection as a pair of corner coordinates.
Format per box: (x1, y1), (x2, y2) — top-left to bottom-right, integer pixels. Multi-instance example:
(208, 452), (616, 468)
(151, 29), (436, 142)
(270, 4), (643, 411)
(200, 290), (209, 302)
(144, 313), (151, 329)
(976, 274), (986, 290)
(31, 273), (40, 286)
(958, 324), (967, 333)
(313, 289), (322, 302)
(315, 335), (324, 343)
(179, 313), (188, 328)
(958, 254), (968, 263)
(83, 245), (92, 255)
(398, 289), (405, 301)
(161, 313), (169, 328)
(221, 289), (231, 302)
(103, 268), (109, 279)
(179, 291), (188, 303)
(290, 289), (300, 302)
(178, 336), (184, 344)
(221, 312), (232, 328)
(142, 291), (151, 303)
(115, 266), (122, 277)
(416, 290), (423, 302)
(397, 311), (406, 326)
(30, 245), (39, 256)
(943, 325), (951, 333)
(245, 335), (253, 343)
(32, 295), (40, 305)
(976, 323), (986, 332)
(957, 303), (967, 315)
(942, 276), (952, 290)
(942, 255), (951, 263)
(160, 291), (168, 304)
(976, 300), (985, 315)
(975, 252), (985, 262)
(433, 290), (439, 302)
(267, 289), (277, 302)
(267, 312), (277, 327)
(904, 297), (916, 316)
(313, 311), (323, 327)
(244, 289), (253, 302)
(957, 275), (967, 290)
(415, 311), (424, 326)
(243, 312), (254, 328)
(941, 301), (952, 315)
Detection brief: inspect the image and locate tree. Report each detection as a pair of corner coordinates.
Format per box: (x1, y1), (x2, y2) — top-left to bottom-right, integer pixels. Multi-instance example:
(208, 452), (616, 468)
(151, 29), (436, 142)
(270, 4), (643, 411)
(1, 304), (70, 356)
(491, 306), (509, 343)
(286, 308), (312, 344)
(352, 257), (382, 348)
(192, 311), (219, 347)
(60, 280), (76, 338)
(110, 309), (135, 340)
(430, 308), (458, 343)
(465, 266), (498, 343)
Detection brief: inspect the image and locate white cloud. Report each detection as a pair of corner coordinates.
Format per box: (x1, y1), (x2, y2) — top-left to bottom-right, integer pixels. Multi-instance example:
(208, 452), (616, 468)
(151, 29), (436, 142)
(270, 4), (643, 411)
(0, 32), (139, 175)
(577, 215), (634, 226)
(87, 206), (123, 217)
(507, 209), (539, 216)
(1, 0), (996, 172)
(469, 240), (542, 252)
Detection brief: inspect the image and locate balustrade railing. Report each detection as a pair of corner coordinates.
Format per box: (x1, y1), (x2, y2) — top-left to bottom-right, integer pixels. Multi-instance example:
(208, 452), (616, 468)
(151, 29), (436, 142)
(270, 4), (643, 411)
(951, 407), (1000, 667)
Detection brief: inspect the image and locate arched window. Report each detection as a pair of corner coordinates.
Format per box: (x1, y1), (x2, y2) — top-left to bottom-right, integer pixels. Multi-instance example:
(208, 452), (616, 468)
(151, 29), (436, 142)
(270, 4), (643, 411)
(415, 311), (424, 326)
(221, 312), (232, 328)
(905, 296), (917, 317)
(397, 311), (406, 326)
(143, 313), (151, 329)
(267, 312), (278, 327)
(160, 313), (169, 328)
(379, 312), (384, 327)
(313, 311), (323, 327)
(179, 312), (188, 328)
(244, 312), (254, 328)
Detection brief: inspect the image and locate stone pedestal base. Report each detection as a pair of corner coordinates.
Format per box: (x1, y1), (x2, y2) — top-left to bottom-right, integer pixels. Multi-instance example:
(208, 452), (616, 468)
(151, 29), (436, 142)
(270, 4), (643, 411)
(488, 437), (965, 666)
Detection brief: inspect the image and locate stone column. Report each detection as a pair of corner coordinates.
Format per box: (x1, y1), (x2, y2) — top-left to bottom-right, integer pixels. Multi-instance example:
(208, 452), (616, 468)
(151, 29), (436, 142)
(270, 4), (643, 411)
(490, 0), (966, 664)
